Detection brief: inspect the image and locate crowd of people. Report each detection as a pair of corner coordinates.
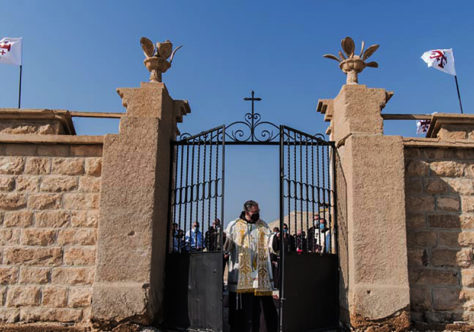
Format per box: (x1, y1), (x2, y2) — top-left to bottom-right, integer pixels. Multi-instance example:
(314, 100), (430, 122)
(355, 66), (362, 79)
(269, 215), (331, 288)
(172, 214), (331, 256)
(271, 215), (331, 254)
(171, 213), (331, 292)
(171, 202), (332, 332)
(172, 219), (225, 253)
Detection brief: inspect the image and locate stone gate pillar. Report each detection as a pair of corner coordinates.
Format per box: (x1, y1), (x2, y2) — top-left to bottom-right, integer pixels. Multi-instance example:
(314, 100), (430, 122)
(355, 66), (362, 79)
(91, 82), (189, 329)
(318, 84), (411, 330)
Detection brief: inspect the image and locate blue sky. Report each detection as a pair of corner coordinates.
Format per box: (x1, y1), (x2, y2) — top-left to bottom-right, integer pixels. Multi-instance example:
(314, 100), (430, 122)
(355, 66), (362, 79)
(1, 0), (472, 223)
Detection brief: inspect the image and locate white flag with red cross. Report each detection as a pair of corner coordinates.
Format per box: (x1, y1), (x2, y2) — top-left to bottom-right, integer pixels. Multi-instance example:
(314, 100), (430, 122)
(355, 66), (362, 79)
(421, 49), (456, 76)
(0, 37), (22, 66)
(416, 120), (431, 135)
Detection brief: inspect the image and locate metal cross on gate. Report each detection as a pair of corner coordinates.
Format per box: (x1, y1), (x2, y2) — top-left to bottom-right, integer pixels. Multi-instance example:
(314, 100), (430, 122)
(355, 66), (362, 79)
(243, 90), (262, 142)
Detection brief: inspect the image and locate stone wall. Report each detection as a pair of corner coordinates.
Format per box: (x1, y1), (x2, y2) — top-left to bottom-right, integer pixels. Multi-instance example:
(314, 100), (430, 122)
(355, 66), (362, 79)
(0, 142), (102, 326)
(404, 145), (474, 326)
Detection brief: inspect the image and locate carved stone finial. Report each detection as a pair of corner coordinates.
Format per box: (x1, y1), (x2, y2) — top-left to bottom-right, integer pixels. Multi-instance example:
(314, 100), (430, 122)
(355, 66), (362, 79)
(140, 37), (182, 83)
(323, 37), (379, 85)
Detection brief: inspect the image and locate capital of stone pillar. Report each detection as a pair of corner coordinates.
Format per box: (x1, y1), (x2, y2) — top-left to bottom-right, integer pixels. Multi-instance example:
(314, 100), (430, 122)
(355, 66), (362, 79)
(117, 82), (190, 127)
(317, 84), (410, 330)
(91, 82), (190, 329)
(317, 84), (393, 144)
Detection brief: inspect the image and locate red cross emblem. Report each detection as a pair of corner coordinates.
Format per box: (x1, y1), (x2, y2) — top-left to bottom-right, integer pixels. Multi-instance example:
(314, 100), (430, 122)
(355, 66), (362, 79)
(0, 40), (12, 56)
(430, 50), (447, 68)
(420, 120), (430, 131)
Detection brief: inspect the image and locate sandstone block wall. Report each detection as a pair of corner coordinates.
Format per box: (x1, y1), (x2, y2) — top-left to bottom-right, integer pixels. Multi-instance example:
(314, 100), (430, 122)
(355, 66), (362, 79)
(0, 143), (102, 325)
(0, 120), (70, 136)
(405, 146), (474, 325)
(438, 125), (474, 141)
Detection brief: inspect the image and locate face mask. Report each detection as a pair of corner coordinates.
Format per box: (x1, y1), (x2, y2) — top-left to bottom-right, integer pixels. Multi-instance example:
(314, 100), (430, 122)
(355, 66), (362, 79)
(251, 213), (260, 222)
(319, 224), (325, 230)
(283, 229), (288, 234)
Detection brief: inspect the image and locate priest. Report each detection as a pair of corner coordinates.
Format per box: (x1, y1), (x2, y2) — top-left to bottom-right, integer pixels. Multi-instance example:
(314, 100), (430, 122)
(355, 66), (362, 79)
(224, 200), (278, 332)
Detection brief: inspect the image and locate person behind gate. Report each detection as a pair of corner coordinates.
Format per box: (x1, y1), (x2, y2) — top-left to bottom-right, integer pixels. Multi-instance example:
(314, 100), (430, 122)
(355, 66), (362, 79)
(205, 218), (222, 251)
(224, 200), (278, 332)
(185, 221), (203, 251)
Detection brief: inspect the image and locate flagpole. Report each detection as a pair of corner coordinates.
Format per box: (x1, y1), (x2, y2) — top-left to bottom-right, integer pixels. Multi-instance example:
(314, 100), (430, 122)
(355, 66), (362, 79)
(454, 75), (464, 114)
(18, 65), (22, 109)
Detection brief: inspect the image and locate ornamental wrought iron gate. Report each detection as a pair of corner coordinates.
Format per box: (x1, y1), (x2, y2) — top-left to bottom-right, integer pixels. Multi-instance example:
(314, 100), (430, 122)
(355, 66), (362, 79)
(164, 126), (226, 331)
(278, 126), (338, 331)
(163, 91), (338, 332)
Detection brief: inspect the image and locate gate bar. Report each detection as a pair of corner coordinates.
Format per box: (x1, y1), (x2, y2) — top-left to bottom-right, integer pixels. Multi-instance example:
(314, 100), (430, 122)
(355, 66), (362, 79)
(278, 125), (285, 332)
(331, 141), (339, 256)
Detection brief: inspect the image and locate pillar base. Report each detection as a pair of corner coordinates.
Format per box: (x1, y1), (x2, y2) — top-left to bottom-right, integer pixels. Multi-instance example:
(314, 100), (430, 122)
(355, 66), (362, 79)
(347, 306), (410, 331)
(91, 283), (152, 329)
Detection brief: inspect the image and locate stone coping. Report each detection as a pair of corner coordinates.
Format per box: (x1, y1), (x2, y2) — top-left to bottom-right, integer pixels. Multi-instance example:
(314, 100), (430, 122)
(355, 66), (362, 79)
(403, 137), (474, 148)
(0, 108), (77, 135)
(316, 99), (333, 122)
(0, 324), (88, 332)
(0, 133), (104, 145)
(426, 113), (474, 138)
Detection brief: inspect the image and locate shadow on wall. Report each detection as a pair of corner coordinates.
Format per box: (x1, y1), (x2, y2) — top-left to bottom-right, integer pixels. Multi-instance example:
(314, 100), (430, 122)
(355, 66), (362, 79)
(405, 147), (473, 327)
(335, 149), (350, 324)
